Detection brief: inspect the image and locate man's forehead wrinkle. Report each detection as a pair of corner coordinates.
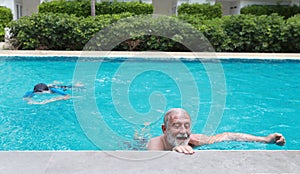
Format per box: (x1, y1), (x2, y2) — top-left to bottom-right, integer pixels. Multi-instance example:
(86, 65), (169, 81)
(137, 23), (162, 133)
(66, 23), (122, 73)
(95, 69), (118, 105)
(169, 115), (190, 124)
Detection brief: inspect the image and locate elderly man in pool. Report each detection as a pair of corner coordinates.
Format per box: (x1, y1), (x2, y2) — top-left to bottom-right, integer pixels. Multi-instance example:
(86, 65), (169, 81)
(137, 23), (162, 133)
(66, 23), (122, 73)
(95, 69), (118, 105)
(147, 108), (286, 154)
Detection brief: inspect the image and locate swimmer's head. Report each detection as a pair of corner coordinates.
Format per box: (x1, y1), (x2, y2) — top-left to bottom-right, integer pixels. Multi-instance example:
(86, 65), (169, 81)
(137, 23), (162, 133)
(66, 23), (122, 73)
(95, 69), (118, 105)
(33, 83), (49, 93)
(162, 108), (191, 147)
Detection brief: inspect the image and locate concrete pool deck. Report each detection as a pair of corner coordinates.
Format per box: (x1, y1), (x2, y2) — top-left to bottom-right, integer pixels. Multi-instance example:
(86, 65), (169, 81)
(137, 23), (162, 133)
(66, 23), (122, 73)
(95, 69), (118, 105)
(0, 50), (299, 173)
(0, 151), (299, 173)
(1, 50), (300, 60)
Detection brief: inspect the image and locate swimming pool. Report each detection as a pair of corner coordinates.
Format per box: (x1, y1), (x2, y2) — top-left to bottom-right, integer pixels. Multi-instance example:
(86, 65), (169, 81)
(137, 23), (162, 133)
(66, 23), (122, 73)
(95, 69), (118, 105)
(0, 55), (299, 150)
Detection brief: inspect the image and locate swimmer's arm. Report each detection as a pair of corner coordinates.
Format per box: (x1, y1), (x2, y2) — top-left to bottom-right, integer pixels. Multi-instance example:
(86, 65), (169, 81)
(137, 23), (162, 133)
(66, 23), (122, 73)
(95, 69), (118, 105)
(73, 82), (84, 88)
(189, 133), (286, 146)
(23, 97), (32, 101)
(28, 95), (70, 105)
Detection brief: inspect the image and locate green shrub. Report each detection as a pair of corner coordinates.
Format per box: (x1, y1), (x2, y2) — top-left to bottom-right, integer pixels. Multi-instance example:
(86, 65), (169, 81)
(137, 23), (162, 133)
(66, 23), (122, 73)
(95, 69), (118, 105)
(8, 12), (134, 50)
(178, 3), (222, 19)
(8, 11), (300, 52)
(250, 14), (285, 52)
(228, 14), (285, 52)
(241, 5), (270, 16)
(196, 18), (229, 52)
(0, 6), (13, 41)
(8, 12), (212, 51)
(39, 0), (90, 17)
(197, 14), (286, 52)
(38, 0), (153, 17)
(96, 1), (152, 15)
(177, 14), (212, 26)
(283, 15), (300, 52)
(241, 5), (300, 19)
(85, 15), (211, 52)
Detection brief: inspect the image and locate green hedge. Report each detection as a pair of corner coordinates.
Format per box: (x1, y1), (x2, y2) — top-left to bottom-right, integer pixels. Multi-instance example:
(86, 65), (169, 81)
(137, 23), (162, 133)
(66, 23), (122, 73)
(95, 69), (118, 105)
(241, 5), (300, 19)
(8, 12), (134, 50)
(177, 14), (214, 26)
(177, 3), (222, 19)
(8, 12), (210, 51)
(0, 6), (13, 41)
(195, 18), (228, 52)
(38, 0), (153, 16)
(8, 12), (300, 52)
(196, 14), (286, 52)
(283, 15), (300, 52)
(86, 15), (210, 52)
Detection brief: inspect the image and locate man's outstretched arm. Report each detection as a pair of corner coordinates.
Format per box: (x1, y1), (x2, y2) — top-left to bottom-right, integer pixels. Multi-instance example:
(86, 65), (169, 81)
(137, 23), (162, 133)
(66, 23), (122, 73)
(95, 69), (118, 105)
(189, 133), (286, 147)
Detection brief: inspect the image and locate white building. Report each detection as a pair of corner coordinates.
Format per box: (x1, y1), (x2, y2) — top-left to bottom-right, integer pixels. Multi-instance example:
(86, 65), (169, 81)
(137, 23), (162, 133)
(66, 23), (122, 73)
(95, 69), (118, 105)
(216, 0), (300, 16)
(1, 0), (299, 20)
(0, 0), (41, 20)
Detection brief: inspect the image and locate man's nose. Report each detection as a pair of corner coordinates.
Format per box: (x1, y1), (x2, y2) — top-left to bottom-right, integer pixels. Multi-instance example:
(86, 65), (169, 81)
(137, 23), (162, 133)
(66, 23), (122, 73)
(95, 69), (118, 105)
(178, 125), (187, 133)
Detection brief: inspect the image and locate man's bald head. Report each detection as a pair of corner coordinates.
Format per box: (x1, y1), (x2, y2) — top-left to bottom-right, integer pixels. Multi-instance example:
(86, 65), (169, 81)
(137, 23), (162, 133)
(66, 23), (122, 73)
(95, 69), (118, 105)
(163, 108), (190, 128)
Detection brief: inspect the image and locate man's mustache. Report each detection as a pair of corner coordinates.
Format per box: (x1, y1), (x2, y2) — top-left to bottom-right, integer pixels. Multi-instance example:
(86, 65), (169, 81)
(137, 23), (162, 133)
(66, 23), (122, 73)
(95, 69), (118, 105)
(176, 133), (189, 139)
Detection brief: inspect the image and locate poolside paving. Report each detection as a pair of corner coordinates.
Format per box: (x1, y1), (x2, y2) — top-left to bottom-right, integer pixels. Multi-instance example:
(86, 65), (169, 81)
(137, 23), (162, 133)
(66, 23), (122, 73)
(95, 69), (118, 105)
(0, 42), (6, 50)
(1, 50), (300, 60)
(0, 151), (299, 174)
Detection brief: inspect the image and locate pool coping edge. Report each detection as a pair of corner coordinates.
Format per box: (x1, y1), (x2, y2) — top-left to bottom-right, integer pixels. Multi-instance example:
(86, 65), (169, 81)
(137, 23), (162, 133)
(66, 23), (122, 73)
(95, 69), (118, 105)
(0, 150), (299, 173)
(0, 51), (300, 60)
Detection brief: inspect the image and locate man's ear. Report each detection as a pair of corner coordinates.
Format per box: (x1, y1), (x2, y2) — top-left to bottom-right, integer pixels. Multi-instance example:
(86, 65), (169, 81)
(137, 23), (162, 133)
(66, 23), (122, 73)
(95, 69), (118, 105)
(162, 124), (166, 133)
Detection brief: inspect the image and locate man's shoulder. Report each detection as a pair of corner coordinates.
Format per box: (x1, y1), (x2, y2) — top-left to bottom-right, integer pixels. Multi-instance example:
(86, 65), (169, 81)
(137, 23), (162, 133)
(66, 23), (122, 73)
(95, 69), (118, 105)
(147, 135), (164, 150)
(148, 135), (163, 144)
(150, 135), (163, 140)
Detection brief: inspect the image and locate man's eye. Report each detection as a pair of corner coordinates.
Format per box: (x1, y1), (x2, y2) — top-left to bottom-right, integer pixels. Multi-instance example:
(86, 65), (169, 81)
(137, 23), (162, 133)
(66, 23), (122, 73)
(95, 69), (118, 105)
(173, 123), (181, 128)
(185, 123), (190, 128)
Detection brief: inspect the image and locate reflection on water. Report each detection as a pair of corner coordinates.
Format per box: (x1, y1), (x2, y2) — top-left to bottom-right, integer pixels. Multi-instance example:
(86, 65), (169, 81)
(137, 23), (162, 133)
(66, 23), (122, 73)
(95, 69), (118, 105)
(120, 122), (151, 150)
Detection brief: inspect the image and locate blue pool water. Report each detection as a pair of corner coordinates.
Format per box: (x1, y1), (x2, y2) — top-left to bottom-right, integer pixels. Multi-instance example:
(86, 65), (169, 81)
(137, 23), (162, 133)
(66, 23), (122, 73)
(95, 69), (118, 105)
(0, 56), (299, 150)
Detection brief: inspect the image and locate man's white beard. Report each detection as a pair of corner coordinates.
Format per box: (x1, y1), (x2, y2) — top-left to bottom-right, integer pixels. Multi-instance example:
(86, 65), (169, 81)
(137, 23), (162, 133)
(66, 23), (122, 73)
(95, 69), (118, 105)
(166, 131), (190, 147)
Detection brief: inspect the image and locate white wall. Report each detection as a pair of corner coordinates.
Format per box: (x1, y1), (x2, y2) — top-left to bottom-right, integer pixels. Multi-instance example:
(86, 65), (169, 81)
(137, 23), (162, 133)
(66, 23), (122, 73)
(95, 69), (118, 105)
(177, 0), (189, 6)
(221, 1), (235, 15)
(190, 0), (207, 3)
(188, 0), (215, 5)
(1, 0), (40, 20)
(22, 0), (40, 17)
(219, 0), (241, 15)
(153, 0), (177, 15)
(15, 0), (22, 19)
(291, 0), (300, 5)
(141, 0), (152, 4)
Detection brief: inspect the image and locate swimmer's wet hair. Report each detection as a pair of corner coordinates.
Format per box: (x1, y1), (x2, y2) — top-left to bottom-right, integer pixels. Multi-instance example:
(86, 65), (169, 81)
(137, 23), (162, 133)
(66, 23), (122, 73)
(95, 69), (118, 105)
(33, 83), (49, 93)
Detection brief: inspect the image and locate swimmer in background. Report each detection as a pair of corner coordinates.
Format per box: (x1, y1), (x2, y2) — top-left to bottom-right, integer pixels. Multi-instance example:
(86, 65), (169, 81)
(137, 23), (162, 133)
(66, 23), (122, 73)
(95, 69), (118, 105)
(23, 82), (84, 105)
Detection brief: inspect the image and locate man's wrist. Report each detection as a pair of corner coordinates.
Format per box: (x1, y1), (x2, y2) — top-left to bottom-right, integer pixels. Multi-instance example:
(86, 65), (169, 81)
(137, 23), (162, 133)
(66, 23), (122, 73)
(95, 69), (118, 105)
(262, 136), (273, 144)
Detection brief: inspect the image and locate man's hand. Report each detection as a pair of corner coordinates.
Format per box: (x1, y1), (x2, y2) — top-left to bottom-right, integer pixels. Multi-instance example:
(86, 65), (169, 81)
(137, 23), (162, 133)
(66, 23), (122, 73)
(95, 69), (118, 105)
(172, 145), (194, 155)
(265, 133), (286, 146)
